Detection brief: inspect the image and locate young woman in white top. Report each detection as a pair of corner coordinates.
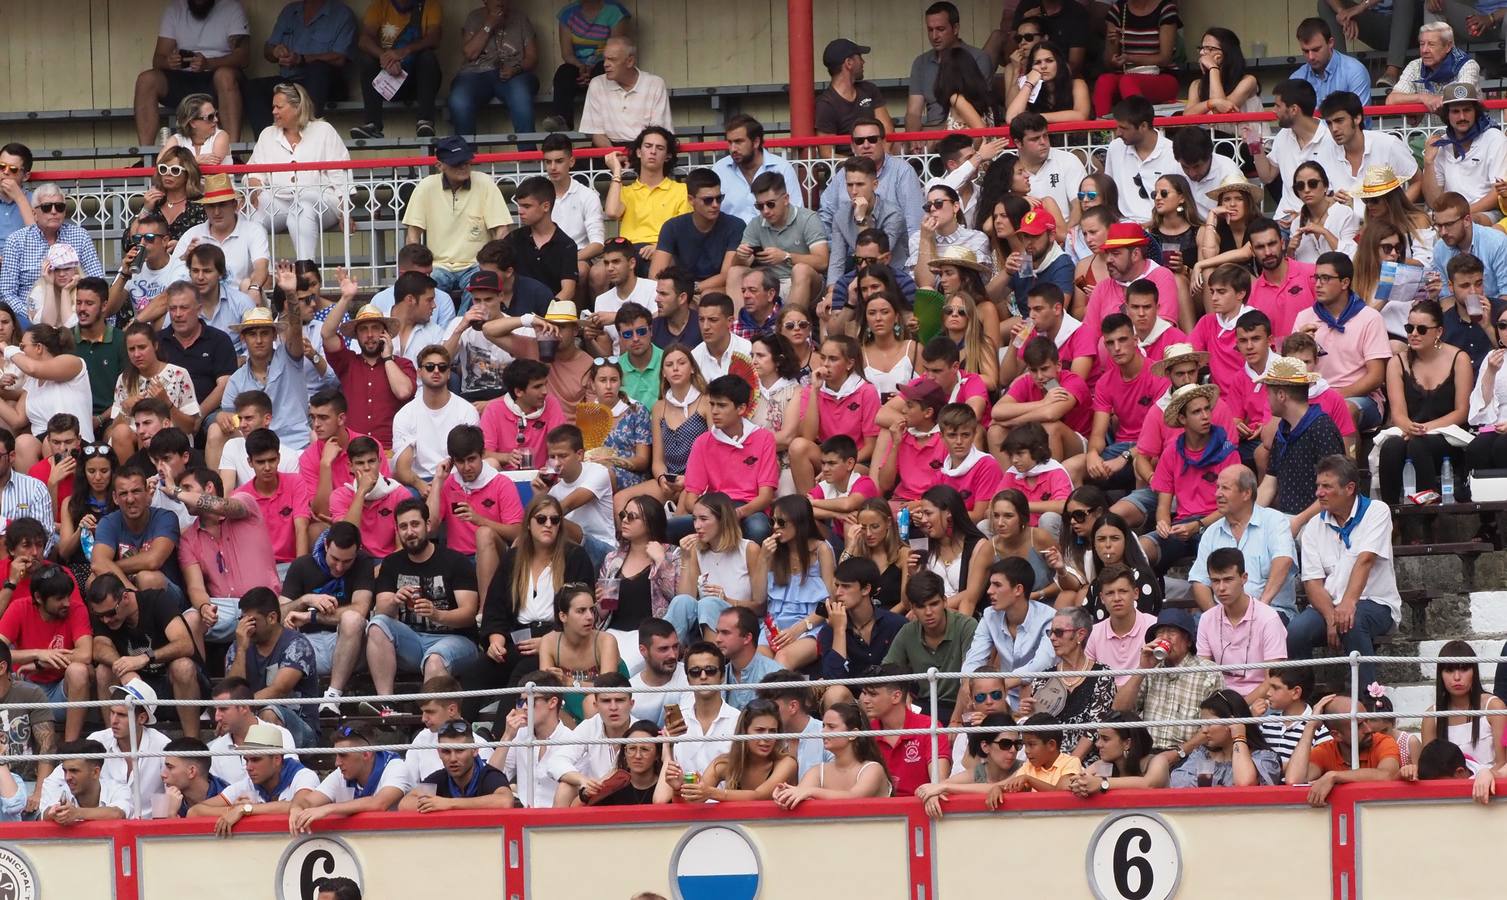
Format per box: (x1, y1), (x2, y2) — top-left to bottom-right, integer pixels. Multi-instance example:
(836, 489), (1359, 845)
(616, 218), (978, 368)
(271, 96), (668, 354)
(245, 83), (350, 260)
(1408, 641), (1507, 774)
(859, 289), (919, 403)
(773, 702), (893, 808)
(1287, 161), (1359, 263)
(161, 93), (230, 165)
(668, 492), (762, 645)
(0, 324), (94, 469)
(108, 321), (201, 457)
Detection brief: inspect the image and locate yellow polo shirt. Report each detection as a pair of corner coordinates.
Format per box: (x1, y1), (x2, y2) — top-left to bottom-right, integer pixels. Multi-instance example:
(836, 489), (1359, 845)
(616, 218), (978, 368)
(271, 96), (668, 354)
(401, 173), (513, 271)
(619, 177), (691, 245)
(1022, 753), (1083, 790)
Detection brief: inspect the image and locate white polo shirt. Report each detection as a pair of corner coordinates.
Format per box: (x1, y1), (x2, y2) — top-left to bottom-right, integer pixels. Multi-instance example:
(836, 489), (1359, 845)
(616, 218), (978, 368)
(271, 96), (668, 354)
(208, 724), (297, 784)
(675, 699), (741, 777)
(1312, 131), (1419, 216)
(1182, 154), (1245, 219)
(311, 756), (412, 804)
(691, 334), (752, 381)
(552, 179), (607, 254)
(1433, 127), (1507, 208)
(38, 726), (170, 818)
(1103, 133), (1181, 223)
(1298, 496), (1401, 626)
(1269, 126), (1338, 217)
(1024, 149), (1088, 220)
(499, 720), (586, 808)
(176, 216), (270, 289)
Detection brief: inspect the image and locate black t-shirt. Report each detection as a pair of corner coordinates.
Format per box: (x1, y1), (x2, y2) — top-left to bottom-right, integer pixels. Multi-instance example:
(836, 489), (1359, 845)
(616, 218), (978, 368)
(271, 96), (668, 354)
(375, 544), (479, 638)
(593, 779), (657, 806)
(158, 324), (238, 403)
(1013, 0), (1091, 50)
(503, 227), (580, 299)
(651, 314), (702, 350)
(422, 763), (512, 798)
(815, 80), (889, 136)
(92, 589), (188, 677)
(280, 552), (379, 634)
(655, 212), (743, 281)
(501, 276), (554, 319)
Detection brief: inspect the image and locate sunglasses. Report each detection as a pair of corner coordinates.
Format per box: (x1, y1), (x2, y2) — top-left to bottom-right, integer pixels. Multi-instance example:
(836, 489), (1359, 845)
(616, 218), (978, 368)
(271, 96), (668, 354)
(157, 163), (186, 178)
(991, 738), (1024, 751)
(137, 232), (162, 242)
(1077, 190), (1098, 202)
(1153, 189), (1175, 199)
(697, 193), (726, 205)
(193, 111), (220, 123)
(1362, 195), (1388, 205)
(851, 134), (882, 146)
(1048, 627), (1081, 638)
(592, 355), (620, 366)
(923, 199), (949, 211)
(1293, 178), (1325, 191)
(1378, 241), (1401, 254)
(620, 326), (650, 339)
(91, 600), (126, 620)
(533, 513), (562, 526)
(81, 444), (112, 458)
(1069, 509), (1096, 523)
(36, 202), (66, 214)
(755, 199), (781, 211)
(0, 163), (23, 176)
(973, 689), (1004, 704)
(1402, 323), (1436, 334)
(618, 510), (641, 521)
(215, 549), (228, 574)
(782, 320), (811, 331)
(943, 306), (968, 316)
(437, 719), (471, 738)
(1015, 31), (1042, 41)
(1131, 174), (1148, 200)
(686, 665), (721, 678)
(420, 362), (450, 372)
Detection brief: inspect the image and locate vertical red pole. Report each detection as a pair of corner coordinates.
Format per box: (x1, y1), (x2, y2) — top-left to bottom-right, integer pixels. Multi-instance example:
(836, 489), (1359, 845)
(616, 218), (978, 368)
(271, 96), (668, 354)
(788, 0), (815, 137)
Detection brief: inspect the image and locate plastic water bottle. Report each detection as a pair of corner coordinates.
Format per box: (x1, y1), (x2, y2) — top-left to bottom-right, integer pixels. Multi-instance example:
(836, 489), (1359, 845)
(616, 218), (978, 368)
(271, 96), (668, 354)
(1403, 460), (1416, 501)
(897, 507), (911, 542)
(1441, 458), (1455, 503)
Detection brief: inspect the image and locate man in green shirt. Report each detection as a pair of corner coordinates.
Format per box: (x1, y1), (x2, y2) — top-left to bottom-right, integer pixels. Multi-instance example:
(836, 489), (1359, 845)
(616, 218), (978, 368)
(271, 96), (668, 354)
(71, 278), (125, 435)
(884, 571), (977, 723)
(615, 302), (662, 408)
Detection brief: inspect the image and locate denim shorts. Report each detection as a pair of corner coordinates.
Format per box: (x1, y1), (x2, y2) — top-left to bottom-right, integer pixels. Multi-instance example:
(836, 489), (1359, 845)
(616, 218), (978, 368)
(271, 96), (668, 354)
(369, 614), (479, 673)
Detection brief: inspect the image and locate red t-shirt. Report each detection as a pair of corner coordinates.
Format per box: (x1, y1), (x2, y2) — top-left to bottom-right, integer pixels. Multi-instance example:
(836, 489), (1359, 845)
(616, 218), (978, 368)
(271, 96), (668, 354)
(0, 569), (89, 683)
(27, 459), (72, 522)
(873, 710), (952, 797)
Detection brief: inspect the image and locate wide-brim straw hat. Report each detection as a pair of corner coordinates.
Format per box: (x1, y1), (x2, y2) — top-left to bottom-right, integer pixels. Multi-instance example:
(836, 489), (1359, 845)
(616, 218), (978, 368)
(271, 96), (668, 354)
(1205, 173), (1263, 203)
(230, 306), (278, 335)
(926, 245), (988, 273)
(338, 304), (400, 339)
(200, 173), (238, 205)
(1149, 342), (1210, 379)
(1354, 164), (1404, 200)
(1257, 355), (1320, 386)
(1163, 382), (1220, 426)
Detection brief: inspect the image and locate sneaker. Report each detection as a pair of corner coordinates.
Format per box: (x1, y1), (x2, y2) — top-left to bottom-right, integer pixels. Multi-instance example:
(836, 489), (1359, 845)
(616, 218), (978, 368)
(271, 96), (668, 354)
(539, 115), (568, 134)
(1377, 69), (1400, 90)
(415, 120), (435, 138)
(319, 689), (343, 718)
(350, 123), (384, 140)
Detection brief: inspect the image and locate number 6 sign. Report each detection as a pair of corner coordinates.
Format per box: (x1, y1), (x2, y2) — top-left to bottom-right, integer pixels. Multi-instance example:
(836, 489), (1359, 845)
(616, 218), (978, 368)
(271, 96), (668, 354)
(1085, 812), (1182, 900)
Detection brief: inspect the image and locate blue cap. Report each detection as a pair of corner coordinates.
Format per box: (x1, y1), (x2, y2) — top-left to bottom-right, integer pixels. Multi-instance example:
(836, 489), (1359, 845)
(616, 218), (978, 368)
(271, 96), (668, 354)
(435, 135), (475, 166)
(1152, 607), (1196, 643)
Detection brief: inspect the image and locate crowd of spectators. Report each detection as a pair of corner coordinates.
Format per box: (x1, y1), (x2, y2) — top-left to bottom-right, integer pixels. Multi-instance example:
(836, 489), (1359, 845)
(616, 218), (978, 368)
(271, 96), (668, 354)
(5, 0), (1507, 830)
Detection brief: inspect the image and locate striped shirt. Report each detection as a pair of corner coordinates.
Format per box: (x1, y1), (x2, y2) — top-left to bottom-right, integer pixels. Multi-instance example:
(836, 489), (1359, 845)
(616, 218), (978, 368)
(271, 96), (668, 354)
(1112, 0), (1180, 70)
(0, 472), (57, 551)
(558, 1), (630, 65)
(1260, 704), (1333, 766)
(0, 223), (105, 309)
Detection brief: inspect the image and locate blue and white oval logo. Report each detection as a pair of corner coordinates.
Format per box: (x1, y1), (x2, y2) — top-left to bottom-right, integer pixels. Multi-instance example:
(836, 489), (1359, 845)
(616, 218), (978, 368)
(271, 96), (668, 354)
(670, 825), (761, 900)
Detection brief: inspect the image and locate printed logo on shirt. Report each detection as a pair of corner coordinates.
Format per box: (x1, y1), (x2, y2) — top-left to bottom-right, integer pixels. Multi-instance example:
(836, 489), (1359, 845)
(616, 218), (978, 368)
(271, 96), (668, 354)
(846, 401), (860, 412)
(480, 498), (496, 508)
(1138, 395), (1153, 406)
(743, 456), (758, 466)
(902, 740), (922, 763)
(279, 506), (294, 518)
(1048, 174), (1060, 188)
(378, 507), (393, 517)
(1288, 285), (1303, 295)
(929, 460), (943, 469)
(1202, 471), (1218, 483)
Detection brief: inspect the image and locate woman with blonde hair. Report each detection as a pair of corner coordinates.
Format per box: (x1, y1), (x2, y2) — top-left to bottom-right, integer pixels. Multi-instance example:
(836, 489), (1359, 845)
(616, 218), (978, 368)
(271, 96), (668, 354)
(841, 497), (907, 611)
(140, 146), (206, 241)
(937, 288), (999, 390)
(162, 93), (230, 165)
(245, 82), (350, 259)
(667, 491), (763, 644)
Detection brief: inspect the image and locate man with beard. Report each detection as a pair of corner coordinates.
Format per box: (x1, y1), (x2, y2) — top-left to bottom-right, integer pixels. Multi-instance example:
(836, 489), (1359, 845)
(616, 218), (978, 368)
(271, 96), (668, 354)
(365, 500), (479, 713)
(816, 39), (895, 139)
(71, 280), (127, 437)
(712, 115), (803, 225)
(92, 468), (182, 595)
(1422, 83), (1507, 216)
(185, 243), (254, 356)
(1247, 219), (1317, 343)
(1251, 80), (1334, 220)
(1079, 225), (1182, 346)
(86, 572), (207, 739)
(132, 0), (250, 145)
(394, 346), (478, 497)
(320, 292), (418, 445)
(157, 282), (237, 431)
(109, 213), (186, 329)
(220, 306), (307, 451)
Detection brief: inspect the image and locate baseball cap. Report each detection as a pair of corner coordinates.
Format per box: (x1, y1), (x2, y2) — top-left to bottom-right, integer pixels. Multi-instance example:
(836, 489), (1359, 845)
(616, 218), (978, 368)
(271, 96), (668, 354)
(1018, 207), (1055, 236)
(468, 269), (502, 293)
(822, 38), (871, 72)
(898, 378), (948, 416)
(435, 135), (476, 167)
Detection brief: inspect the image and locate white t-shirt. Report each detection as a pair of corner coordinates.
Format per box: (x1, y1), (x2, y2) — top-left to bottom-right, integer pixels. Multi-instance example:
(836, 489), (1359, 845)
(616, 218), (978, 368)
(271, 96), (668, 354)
(549, 460), (615, 545)
(312, 757), (412, 804)
(630, 664), (690, 725)
(593, 277), (657, 352)
(1025, 149), (1088, 221)
(208, 725), (298, 784)
(39, 775), (133, 818)
(1182, 154), (1245, 219)
(176, 217), (270, 289)
(220, 764), (321, 804)
(159, 0), (250, 56)
(392, 392), (481, 480)
(691, 335), (752, 381)
(1269, 126), (1338, 217)
(405, 726), (493, 783)
(443, 317), (514, 396)
(219, 436), (302, 485)
(15, 354), (94, 441)
(1434, 127), (1507, 207)
(125, 257), (188, 317)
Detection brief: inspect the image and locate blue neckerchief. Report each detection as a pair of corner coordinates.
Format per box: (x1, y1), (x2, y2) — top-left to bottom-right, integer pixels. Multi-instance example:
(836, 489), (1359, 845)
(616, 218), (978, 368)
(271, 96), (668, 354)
(182, 774), (229, 817)
(1434, 113), (1497, 160)
(254, 758), (307, 803)
(1312, 292), (1366, 334)
(445, 762), (487, 799)
(1325, 495), (1372, 549)
(1420, 46), (1470, 89)
(345, 751), (398, 799)
(310, 531), (347, 603)
(1272, 404), (1325, 467)
(393, 0), (427, 68)
(1177, 425), (1237, 473)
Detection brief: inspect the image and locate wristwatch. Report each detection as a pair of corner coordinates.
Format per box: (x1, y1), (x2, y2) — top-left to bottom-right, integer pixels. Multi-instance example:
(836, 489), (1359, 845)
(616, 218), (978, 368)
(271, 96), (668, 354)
(240, 803), (253, 815)
(1099, 778), (1110, 794)
(0, 582), (14, 592)
(1176, 747), (1188, 760)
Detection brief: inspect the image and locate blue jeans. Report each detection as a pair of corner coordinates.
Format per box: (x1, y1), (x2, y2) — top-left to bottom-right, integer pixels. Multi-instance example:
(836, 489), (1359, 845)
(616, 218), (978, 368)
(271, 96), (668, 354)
(1285, 598), (1396, 690)
(667, 512), (773, 544)
(265, 703), (319, 748)
(582, 534), (615, 572)
(665, 594), (731, 644)
(447, 70), (539, 144)
(1347, 396), (1383, 431)
(369, 614), (481, 674)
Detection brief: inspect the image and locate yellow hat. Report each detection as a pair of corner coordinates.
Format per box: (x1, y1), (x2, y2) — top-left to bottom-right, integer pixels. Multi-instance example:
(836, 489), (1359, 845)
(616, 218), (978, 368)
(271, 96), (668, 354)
(544, 299), (580, 323)
(229, 306), (277, 335)
(1354, 165), (1403, 200)
(338, 303), (400, 339)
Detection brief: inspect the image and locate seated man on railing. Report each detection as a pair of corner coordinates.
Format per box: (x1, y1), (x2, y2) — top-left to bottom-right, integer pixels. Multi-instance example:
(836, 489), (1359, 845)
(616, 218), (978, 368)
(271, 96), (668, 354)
(39, 739), (130, 825)
(189, 721), (320, 835)
(160, 736), (228, 818)
(289, 722), (412, 832)
(1285, 694), (1401, 805)
(402, 137), (514, 303)
(399, 718), (515, 813)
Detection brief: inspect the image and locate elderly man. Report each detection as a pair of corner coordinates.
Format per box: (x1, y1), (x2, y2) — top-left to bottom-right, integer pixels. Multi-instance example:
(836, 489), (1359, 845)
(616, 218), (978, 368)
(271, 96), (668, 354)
(132, 0), (251, 145)
(579, 37), (670, 149)
(0, 184), (103, 309)
(1421, 83), (1507, 217)
(1386, 23), (1480, 111)
(402, 136), (513, 299)
(1190, 466), (1298, 622)
(713, 115), (803, 225)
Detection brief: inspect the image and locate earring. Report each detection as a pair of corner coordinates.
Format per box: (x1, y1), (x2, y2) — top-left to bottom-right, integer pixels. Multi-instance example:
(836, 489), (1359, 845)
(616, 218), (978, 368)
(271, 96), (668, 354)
(893, 322), (903, 338)
(864, 327), (875, 342)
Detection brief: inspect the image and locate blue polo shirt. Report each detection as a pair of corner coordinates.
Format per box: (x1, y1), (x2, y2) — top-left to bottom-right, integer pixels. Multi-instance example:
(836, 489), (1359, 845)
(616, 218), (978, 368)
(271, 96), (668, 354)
(203, 285), (255, 356)
(1187, 503), (1300, 619)
(655, 212), (743, 282)
(1290, 51), (1372, 108)
(267, 0), (359, 74)
(711, 152), (805, 224)
(222, 344), (310, 449)
(1434, 223), (1507, 299)
(0, 190), (30, 246)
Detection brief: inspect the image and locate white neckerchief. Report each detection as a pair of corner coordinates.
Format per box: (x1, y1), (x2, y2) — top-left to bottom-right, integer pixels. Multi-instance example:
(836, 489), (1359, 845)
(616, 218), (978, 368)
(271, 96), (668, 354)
(351, 475), (403, 501)
(611, 398), (631, 417)
(453, 462), (500, 492)
(1243, 354), (1273, 389)
(1139, 317), (1173, 349)
(1048, 313), (1082, 350)
(1155, 388), (1174, 411)
(710, 418), (760, 449)
(1309, 376), (1330, 400)
(948, 376), (969, 403)
(907, 425), (940, 439)
(1035, 240), (1065, 273)
(503, 392), (544, 422)
(820, 372), (864, 401)
(818, 475), (854, 500)
(1215, 304), (1253, 336)
(665, 385), (701, 412)
(1011, 458), (1067, 479)
(760, 377), (794, 400)
(940, 446), (988, 477)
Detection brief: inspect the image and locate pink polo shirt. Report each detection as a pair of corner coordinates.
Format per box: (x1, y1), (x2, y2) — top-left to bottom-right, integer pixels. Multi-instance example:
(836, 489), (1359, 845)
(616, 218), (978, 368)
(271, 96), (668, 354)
(1093, 324), (1189, 381)
(1000, 466), (1073, 524)
(1086, 611), (1158, 685)
(328, 484), (409, 558)
(1196, 598), (1289, 695)
(1188, 310), (1249, 400)
(1228, 367), (1269, 432)
(1249, 260), (1317, 342)
(178, 501), (282, 596)
(939, 450), (1005, 509)
(1290, 304), (1392, 404)
(1092, 362), (1169, 444)
(1080, 261), (1181, 345)
(1137, 395), (1238, 457)
(478, 394), (569, 460)
(1313, 386), (1358, 437)
(893, 431), (947, 501)
(1149, 439), (1239, 519)
(1004, 369), (1093, 434)
(437, 469), (526, 554)
(298, 429), (391, 503)
(233, 473), (311, 563)
(683, 425), (779, 504)
(810, 475), (878, 540)
(817, 382), (881, 442)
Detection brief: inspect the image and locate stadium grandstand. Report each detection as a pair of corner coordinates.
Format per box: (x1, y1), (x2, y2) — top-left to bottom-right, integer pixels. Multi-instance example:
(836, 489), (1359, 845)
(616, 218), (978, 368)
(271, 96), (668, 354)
(0, 1), (1506, 898)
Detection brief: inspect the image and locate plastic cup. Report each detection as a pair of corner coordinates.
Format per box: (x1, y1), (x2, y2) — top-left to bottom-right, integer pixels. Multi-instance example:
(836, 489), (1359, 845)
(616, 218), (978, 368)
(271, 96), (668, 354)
(538, 338), (560, 363)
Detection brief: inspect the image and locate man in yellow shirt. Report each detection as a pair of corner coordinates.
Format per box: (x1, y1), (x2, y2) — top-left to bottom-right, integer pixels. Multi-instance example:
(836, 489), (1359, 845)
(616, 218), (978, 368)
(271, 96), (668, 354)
(402, 136), (513, 303)
(605, 127), (690, 277)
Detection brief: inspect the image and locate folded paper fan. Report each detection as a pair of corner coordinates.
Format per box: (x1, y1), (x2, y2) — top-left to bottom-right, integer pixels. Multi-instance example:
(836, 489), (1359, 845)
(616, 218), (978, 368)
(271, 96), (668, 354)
(727, 352), (761, 417)
(913, 289), (945, 344)
(576, 402), (615, 450)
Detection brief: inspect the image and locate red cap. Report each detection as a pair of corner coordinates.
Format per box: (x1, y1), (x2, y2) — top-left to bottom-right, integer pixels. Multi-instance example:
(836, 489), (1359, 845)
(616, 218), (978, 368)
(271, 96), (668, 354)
(1019, 207), (1055, 236)
(1101, 222), (1150, 249)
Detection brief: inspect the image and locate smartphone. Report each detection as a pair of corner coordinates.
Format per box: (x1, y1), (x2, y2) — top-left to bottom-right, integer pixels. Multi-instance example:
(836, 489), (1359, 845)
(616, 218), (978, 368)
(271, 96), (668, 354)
(1042, 377), (1060, 394)
(663, 703), (685, 733)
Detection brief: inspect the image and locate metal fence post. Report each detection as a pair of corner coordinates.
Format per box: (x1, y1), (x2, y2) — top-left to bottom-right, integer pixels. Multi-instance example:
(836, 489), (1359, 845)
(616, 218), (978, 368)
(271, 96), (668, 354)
(926, 667), (939, 777)
(523, 681), (537, 809)
(1348, 651), (1361, 771)
(126, 695), (141, 819)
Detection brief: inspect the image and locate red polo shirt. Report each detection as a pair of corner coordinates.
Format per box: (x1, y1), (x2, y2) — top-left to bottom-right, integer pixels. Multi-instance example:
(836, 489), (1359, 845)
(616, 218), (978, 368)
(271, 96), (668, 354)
(298, 429), (391, 507)
(327, 345), (416, 446)
(872, 710), (951, 797)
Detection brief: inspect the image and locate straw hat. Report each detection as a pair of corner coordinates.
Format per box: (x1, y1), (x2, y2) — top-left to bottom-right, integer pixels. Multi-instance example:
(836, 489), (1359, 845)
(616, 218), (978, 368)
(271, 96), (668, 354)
(1354, 165), (1404, 200)
(338, 303), (400, 339)
(230, 306), (278, 335)
(926, 245), (989, 273)
(242, 722), (288, 749)
(200, 173), (238, 205)
(544, 298), (581, 323)
(1163, 382), (1220, 426)
(1257, 355), (1319, 386)
(1149, 342), (1211, 378)
(1100, 222), (1150, 249)
(1204, 172), (1263, 203)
